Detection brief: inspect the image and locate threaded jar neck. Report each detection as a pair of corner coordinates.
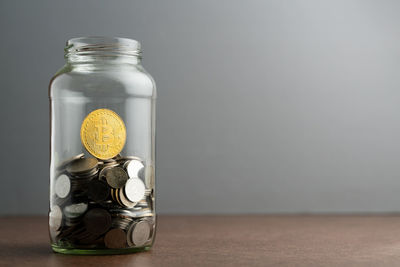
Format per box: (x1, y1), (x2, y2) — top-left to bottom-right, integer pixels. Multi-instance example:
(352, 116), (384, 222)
(65, 37), (142, 64)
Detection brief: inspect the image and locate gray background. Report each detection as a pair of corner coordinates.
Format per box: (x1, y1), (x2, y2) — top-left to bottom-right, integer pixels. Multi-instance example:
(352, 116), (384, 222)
(1, 0), (400, 215)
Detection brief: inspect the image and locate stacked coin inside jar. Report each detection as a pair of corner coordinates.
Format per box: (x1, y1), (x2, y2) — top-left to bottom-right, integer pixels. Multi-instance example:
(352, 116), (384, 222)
(49, 109), (155, 250)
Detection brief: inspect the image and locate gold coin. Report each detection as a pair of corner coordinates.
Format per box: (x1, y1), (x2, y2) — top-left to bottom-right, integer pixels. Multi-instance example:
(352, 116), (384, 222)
(80, 109), (126, 160)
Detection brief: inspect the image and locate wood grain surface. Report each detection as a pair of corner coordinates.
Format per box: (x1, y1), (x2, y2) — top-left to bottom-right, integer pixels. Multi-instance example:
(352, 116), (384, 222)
(2, 215), (400, 266)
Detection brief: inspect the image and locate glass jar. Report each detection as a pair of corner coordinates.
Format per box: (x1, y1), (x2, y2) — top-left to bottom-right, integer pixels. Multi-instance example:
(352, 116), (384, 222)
(48, 37), (156, 255)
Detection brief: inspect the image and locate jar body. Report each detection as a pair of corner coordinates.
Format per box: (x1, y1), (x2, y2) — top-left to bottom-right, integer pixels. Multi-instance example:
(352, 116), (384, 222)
(48, 40), (156, 254)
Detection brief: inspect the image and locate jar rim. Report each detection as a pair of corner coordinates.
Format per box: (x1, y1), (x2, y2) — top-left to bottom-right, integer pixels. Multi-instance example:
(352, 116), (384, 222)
(65, 36), (141, 58)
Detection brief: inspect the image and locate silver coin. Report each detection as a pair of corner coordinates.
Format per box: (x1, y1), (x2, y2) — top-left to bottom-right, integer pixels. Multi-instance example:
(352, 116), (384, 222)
(124, 178), (145, 203)
(66, 157), (98, 174)
(125, 160), (145, 179)
(54, 174), (71, 198)
(129, 220), (151, 247)
(64, 203), (88, 218)
(49, 205), (63, 231)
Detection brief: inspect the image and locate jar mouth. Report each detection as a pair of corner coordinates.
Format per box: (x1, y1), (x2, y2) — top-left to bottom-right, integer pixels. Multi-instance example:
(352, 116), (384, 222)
(65, 36), (142, 58)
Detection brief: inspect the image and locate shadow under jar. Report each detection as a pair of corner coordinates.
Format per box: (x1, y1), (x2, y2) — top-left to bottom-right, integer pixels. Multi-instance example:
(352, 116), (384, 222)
(48, 37), (156, 255)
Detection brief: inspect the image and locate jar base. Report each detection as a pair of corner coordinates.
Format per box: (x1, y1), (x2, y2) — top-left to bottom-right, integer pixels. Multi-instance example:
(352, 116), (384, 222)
(51, 244), (152, 255)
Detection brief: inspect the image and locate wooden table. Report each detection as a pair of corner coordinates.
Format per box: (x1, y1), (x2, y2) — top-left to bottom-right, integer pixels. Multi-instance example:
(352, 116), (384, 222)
(2, 215), (400, 266)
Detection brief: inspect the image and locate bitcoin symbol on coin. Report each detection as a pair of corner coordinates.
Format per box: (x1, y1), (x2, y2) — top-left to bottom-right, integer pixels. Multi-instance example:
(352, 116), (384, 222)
(81, 109), (126, 160)
(94, 117), (115, 151)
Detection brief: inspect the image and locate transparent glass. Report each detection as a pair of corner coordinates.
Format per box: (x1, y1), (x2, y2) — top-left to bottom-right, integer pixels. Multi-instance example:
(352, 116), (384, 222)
(48, 37), (156, 255)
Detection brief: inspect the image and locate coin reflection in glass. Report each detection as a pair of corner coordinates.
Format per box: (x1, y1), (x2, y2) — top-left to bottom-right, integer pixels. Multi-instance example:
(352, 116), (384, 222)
(49, 205), (63, 231)
(55, 174), (71, 198)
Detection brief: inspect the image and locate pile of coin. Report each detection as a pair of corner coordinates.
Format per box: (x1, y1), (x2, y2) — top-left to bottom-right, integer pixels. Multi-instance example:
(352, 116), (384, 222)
(49, 154), (155, 249)
(50, 108), (156, 251)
